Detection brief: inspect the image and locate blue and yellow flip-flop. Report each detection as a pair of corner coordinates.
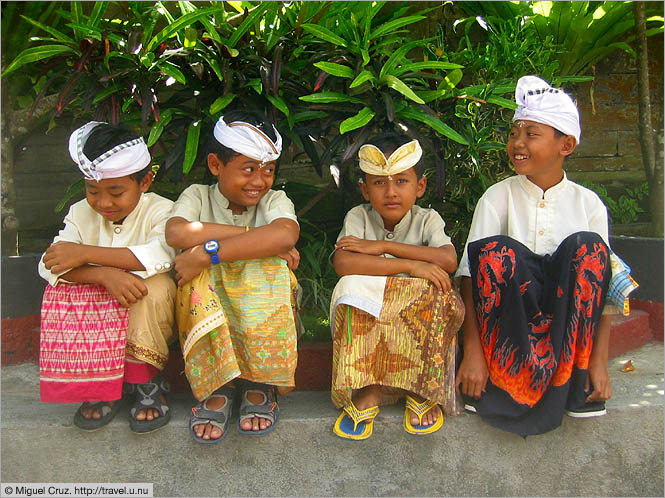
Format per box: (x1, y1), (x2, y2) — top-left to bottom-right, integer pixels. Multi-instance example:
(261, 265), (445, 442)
(403, 395), (444, 435)
(333, 400), (379, 441)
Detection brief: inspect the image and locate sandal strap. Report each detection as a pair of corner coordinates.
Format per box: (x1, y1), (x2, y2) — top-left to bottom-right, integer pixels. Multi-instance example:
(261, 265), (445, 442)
(130, 377), (170, 418)
(343, 400), (379, 431)
(190, 394), (232, 430)
(405, 396), (437, 424)
(238, 388), (278, 422)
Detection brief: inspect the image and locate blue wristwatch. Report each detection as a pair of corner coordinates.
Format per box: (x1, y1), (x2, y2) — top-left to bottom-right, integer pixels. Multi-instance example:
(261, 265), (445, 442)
(204, 239), (220, 264)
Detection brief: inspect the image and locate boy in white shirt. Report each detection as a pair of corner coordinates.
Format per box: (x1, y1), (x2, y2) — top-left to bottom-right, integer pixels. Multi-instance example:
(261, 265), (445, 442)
(455, 76), (616, 436)
(39, 122), (176, 433)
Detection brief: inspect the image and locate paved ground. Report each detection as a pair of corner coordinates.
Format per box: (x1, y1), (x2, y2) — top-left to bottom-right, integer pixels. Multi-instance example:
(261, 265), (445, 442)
(1, 343), (663, 497)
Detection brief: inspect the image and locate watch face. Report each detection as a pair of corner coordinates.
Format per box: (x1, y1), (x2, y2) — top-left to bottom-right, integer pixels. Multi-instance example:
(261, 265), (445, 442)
(204, 240), (219, 253)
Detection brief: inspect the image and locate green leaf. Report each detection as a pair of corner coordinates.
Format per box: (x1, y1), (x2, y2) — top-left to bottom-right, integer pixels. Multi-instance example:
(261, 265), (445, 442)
(19, 15), (75, 43)
(209, 93), (236, 114)
(379, 39), (425, 80)
(184, 27), (198, 48)
(246, 78), (262, 94)
(349, 70), (377, 89)
(183, 120), (202, 174)
(227, 4), (269, 48)
(486, 96), (517, 110)
(65, 22), (103, 40)
(369, 15), (426, 40)
(313, 62), (354, 79)
(157, 61), (186, 84)
(55, 179), (85, 213)
(299, 92), (363, 104)
(147, 109), (174, 147)
(71, 1), (83, 40)
(382, 74), (424, 104)
(2, 45), (78, 76)
(266, 94), (290, 117)
(88, 2), (108, 28)
(197, 50), (224, 81)
(391, 61), (464, 77)
(340, 107), (375, 135)
(301, 23), (348, 47)
(92, 83), (125, 104)
(293, 111), (328, 123)
(146, 8), (217, 52)
(398, 106), (468, 145)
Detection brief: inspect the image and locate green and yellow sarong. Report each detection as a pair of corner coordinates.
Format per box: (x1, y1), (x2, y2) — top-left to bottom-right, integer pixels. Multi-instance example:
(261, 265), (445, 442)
(330, 275), (465, 415)
(177, 257), (298, 401)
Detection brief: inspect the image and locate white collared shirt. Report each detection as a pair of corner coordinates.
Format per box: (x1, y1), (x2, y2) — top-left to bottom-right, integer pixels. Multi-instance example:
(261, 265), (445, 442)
(169, 184), (297, 227)
(456, 174), (609, 278)
(38, 192), (176, 286)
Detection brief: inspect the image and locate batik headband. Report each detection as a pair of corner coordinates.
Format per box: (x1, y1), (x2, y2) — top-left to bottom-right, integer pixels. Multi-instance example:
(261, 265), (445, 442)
(358, 139), (422, 176)
(513, 75), (581, 144)
(213, 116), (282, 166)
(68, 121), (151, 181)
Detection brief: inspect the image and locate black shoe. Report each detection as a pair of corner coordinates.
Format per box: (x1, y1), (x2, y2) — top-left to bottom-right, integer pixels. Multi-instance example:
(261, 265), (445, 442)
(461, 394), (478, 413)
(565, 401), (607, 418)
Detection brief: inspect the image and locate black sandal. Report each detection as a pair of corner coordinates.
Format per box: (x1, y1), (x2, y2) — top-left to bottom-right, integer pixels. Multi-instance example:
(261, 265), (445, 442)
(129, 376), (171, 433)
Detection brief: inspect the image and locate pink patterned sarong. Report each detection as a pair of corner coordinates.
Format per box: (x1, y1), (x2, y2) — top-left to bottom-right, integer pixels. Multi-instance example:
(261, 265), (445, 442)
(40, 283), (129, 403)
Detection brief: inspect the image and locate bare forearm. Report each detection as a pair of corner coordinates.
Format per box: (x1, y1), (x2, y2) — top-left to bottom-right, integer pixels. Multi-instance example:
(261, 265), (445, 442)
(217, 220), (299, 261)
(382, 241), (457, 273)
(59, 265), (113, 285)
(590, 314), (612, 365)
(333, 250), (418, 277)
(460, 277), (483, 352)
(166, 217), (247, 249)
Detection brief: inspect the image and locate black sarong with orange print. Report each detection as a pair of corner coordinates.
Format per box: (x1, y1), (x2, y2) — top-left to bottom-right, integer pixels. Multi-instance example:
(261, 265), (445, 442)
(467, 232), (610, 436)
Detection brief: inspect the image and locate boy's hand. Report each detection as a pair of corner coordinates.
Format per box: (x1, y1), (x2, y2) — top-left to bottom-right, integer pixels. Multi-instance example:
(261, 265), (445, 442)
(455, 346), (490, 399)
(586, 358), (612, 402)
(277, 247), (300, 270)
(335, 236), (385, 256)
(409, 261), (452, 292)
(101, 268), (148, 308)
(43, 241), (88, 273)
(174, 245), (209, 287)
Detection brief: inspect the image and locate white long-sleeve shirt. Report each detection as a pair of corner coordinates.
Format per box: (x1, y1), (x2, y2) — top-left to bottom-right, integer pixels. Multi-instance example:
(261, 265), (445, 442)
(38, 192), (175, 286)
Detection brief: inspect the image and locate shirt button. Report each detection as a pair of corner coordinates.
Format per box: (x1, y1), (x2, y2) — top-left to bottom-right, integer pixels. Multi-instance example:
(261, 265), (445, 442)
(539, 202), (545, 208)
(114, 227), (121, 234)
(164, 262), (171, 270)
(538, 230), (545, 236)
(386, 232), (395, 239)
(155, 264), (163, 271)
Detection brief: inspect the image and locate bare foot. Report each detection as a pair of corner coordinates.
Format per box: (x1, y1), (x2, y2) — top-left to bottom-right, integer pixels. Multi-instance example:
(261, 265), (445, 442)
(133, 394), (167, 422)
(352, 384), (382, 411)
(81, 401), (115, 420)
(193, 394), (228, 441)
(407, 393), (441, 426)
(239, 390), (273, 432)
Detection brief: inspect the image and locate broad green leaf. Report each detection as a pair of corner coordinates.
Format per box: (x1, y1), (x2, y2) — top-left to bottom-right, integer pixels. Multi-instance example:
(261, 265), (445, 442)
(414, 89), (447, 103)
(398, 106), (468, 145)
(340, 107), (375, 135)
(71, 1), (83, 40)
(197, 50), (224, 81)
(146, 8), (217, 52)
(92, 83), (125, 104)
(88, 2), (108, 28)
(361, 48), (370, 66)
(55, 179), (85, 213)
(266, 94), (290, 117)
(350, 70), (377, 89)
(209, 93), (236, 114)
(19, 15), (75, 43)
(486, 96), (517, 110)
(369, 15), (426, 40)
(184, 27), (198, 48)
(183, 120), (202, 174)
(391, 61), (463, 77)
(313, 62), (354, 79)
(147, 109), (174, 147)
(301, 24), (347, 47)
(293, 111), (328, 123)
(2, 45), (78, 76)
(382, 75), (424, 104)
(65, 22), (103, 40)
(299, 92), (363, 104)
(246, 78), (262, 94)
(157, 61), (186, 84)
(379, 40), (425, 80)
(227, 4), (269, 48)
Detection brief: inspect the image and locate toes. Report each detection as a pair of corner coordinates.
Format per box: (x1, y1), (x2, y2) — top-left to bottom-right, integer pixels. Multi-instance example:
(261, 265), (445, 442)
(135, 408), (146, 421)
(194, 423), (205, 438)
(240, 418), (252, 431)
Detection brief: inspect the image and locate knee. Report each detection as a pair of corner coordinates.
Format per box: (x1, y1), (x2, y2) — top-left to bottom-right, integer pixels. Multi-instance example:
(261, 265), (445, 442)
(562, 231), (607, 252)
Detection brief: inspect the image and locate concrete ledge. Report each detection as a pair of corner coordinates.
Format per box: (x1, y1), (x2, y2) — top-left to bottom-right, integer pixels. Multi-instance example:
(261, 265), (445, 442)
(1, 344), (663, 497)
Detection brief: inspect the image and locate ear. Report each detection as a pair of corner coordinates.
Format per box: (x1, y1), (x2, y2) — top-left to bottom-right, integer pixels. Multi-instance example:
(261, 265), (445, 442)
(560, 135), (577, 157)
(208, 153), (223, 175)
(139, 170), (154, 193)
(359, 180), (370, 201)
(415, 175), (427, 198)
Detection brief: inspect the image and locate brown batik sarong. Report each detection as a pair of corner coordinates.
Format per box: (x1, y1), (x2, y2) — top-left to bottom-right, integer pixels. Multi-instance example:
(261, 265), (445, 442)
(330, 275), (465, 415)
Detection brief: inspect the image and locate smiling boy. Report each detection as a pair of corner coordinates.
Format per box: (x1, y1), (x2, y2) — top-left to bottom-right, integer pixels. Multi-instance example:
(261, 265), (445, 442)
(166, 112), (299, 444)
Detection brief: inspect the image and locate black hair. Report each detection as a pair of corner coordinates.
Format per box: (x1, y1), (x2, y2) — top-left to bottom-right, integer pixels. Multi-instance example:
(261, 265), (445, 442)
(82, 123), (152, 183)
(363, 132), (425, 178)
(207, 110), (278, 165)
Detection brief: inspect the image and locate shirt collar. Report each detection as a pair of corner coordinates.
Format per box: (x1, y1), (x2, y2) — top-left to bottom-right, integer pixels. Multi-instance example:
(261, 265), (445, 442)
(517, 172), (568, 200)
(108, 193), (145, 226)
(212, 184), (256, 218)
(369, 204), (413, 234)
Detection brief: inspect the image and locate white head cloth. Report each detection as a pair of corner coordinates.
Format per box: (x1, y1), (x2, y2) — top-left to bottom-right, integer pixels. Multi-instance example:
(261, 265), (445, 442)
(68, 121), (151, 181)
(358, 139), (422, 176)
(513, 75), (581, 144)
(213, 116), (282, 165)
